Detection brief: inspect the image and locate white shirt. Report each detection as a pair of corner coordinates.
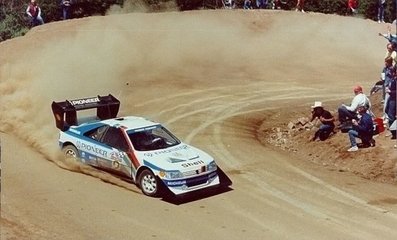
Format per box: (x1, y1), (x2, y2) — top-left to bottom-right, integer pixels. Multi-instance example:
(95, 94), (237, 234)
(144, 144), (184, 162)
(345, 93), (371, 112)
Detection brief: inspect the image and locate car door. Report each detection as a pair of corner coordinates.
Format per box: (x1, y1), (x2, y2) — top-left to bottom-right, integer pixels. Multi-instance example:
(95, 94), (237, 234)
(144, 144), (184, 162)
(100, 126), (133, 178)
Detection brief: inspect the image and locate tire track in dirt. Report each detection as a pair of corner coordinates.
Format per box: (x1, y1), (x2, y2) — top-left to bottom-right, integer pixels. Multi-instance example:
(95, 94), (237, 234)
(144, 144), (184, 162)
(137, 83), (397, 237)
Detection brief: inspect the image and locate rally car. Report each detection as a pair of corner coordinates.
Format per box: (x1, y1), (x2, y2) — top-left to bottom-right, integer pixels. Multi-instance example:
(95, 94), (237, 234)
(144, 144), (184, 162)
(51, 94), (220, 197)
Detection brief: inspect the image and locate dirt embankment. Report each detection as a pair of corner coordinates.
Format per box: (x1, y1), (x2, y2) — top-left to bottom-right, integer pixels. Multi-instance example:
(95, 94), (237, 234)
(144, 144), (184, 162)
(258, 92), (397, 183)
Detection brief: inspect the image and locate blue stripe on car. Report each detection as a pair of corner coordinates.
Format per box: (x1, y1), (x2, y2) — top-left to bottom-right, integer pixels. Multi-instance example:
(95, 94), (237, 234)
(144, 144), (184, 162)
(143, 160), (164, 171)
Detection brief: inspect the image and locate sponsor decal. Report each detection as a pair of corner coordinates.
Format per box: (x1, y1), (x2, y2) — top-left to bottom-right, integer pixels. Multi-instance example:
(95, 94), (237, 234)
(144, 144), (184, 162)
(110, 152), (124, 161)
(69, 97), (100, 106)
(112, 160), (120, 169)
(173, 152), (184, 158)
(143, 145), (189, 157)
(167, 180), (186, 186)
(76, 141), (108, 157)
(181, 160), (205, 168)
(131, 125), (158, 133)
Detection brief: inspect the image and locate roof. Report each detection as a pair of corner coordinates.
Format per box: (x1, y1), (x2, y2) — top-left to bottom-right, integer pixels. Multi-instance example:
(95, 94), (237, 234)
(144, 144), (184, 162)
(101, 116), (160, 131)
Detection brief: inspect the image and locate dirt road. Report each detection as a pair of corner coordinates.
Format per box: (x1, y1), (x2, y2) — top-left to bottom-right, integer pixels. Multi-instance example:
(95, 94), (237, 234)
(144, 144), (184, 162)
(1, 10), (396, 240)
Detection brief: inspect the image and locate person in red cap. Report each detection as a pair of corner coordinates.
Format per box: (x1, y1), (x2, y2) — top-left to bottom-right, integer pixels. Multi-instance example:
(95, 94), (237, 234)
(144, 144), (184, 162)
(338, 85), (371, 125)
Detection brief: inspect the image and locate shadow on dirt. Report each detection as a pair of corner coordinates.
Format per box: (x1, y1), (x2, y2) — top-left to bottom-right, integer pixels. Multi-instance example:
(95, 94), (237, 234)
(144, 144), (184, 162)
(161, 167), (233, 205)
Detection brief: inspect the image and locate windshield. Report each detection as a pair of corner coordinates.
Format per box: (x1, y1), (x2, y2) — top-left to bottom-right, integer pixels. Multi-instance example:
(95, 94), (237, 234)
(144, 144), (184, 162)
(128, 126), (181, 151)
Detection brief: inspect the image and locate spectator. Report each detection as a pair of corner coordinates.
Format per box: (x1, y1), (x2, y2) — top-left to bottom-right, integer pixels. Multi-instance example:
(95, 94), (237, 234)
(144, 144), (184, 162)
(310, 101), (335, 141)
(338, 85), (371, 124)
(377, 0), (386, 23)
(384, 43), (397, 66)
(273, 0), (290, 10)
(223, 0), (234, 9)
(348, 0), (358, 14)
(60, 0), (73, 20)
(382, 57), (394, 117)
(256, 0), (268, 9)
(26, 0), (44, 27)
(347, 105), (375, 152)
(244, 0), (253, 9)
(295, 0), (305, 12)
(379, 25), (397, 48)
(385, 67), (397, 139)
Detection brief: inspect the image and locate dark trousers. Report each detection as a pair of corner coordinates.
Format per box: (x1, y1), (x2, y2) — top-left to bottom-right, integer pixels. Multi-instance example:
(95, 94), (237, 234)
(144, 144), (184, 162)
(338, 105), (357, 123)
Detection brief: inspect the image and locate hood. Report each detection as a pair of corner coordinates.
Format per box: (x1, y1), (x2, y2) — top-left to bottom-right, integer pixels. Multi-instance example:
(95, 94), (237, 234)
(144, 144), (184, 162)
(138, 143), (213, 171)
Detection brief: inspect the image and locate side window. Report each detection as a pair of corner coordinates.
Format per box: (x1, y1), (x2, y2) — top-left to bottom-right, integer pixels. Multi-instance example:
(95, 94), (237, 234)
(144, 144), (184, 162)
(102, 127), (129, 151)
(85, 125), (109, 141)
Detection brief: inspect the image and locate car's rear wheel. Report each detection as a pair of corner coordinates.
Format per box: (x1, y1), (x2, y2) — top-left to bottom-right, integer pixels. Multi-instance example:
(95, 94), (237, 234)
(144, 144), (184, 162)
(63, 145), (79, 159)
(139, 169), (159, 197)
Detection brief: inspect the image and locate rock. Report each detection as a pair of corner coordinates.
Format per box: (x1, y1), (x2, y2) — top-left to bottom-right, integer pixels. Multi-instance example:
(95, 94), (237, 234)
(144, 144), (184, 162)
(298, 117), (309, 126)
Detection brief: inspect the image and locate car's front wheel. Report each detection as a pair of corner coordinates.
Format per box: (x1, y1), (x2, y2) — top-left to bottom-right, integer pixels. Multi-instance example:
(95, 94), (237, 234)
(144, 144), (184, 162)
(139, 169), (159, 197)
(63, 145), (79, 159)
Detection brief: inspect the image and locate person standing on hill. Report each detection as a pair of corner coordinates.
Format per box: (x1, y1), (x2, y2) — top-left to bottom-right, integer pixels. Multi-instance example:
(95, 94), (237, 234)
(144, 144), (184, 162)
(295, 0), (305, 12)
(386, 67), (397, 139)
(377, 0), (386, 23)
(381, 57), (394, 119)
(244, 0), (253, 9)
(256, 0), (268, 9)
(26, 0), (44, 27)
(347, 0), (358, 14)
(378, 25), (397, 47)
(223, 0), (234, 9)
(60, 0), (73, 20)
(384, 43), (397, 66)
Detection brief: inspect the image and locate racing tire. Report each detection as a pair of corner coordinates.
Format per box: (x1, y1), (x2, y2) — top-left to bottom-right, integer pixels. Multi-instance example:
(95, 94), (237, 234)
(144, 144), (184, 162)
(62, 145), (79, 159)
(138, 169), (159, 197)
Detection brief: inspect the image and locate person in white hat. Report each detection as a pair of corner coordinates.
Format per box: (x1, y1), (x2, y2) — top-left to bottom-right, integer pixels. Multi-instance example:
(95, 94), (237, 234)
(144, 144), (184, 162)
(310, 101), (335, 141)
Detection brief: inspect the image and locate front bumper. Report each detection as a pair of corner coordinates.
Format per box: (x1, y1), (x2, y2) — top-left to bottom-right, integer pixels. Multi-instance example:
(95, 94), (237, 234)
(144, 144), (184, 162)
(162, 171), (219, 195)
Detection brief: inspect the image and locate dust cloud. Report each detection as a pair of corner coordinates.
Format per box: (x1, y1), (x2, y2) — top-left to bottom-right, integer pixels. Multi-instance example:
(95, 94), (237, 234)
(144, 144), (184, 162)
(0, 10), (386, 187)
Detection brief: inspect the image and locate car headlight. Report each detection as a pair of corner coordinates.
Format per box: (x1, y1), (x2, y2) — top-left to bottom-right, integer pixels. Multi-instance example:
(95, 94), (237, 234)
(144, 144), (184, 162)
(160, 170), (184, 179)
(207, 161), (217, 172)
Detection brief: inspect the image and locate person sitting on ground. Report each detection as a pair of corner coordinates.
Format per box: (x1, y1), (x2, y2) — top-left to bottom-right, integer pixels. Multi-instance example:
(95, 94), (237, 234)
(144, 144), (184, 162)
(347, 105), (375, 152)
(338, 85), (371, 125)
(310, 101), (335, 141)
(26, 0), (44, 27)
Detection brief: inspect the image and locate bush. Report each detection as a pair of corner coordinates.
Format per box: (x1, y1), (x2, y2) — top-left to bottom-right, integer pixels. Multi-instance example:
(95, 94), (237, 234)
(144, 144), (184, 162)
(0, 4), (29, 41)
(1, 0), (396, 42)
(304, 0), (348, 15)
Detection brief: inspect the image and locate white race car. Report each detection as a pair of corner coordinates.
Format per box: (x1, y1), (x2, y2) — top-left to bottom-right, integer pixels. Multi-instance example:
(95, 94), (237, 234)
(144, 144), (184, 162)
(51, 94), (220, 197)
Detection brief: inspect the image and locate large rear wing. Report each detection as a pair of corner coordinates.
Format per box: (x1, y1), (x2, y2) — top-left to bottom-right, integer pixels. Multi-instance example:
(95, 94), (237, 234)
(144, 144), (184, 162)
(51, 94), (120, 131)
